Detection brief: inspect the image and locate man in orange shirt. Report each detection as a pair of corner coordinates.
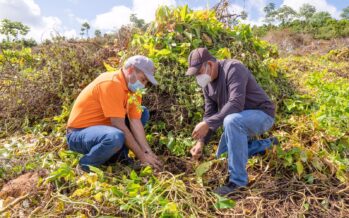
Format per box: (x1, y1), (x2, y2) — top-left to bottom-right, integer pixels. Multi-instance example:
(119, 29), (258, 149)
(66, 55), (162, 172)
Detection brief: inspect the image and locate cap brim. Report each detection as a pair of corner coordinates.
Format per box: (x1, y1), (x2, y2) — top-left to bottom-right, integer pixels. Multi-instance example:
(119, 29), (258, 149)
(144, 72), (158, 85)
(185, 66), (200, 76)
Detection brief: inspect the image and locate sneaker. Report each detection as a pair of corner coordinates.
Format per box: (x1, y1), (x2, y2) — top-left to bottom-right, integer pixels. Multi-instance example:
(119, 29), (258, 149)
(79, 164), (91, 173)
(213, 181), (240, 196)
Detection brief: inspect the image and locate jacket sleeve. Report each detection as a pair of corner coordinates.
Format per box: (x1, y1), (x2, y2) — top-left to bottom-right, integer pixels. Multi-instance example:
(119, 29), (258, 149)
(200, 88), (218, 144)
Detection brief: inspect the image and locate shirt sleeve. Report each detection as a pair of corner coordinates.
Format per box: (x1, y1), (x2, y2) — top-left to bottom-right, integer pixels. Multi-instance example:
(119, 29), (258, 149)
(205, 63), (249, 131)
(127, 94), (142, 119)
(95, 81), (126, 118)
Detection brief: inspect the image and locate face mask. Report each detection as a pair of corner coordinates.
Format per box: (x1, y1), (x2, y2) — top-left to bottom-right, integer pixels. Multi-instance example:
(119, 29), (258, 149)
(127, 72), (145, 92)
(196, 64), (212, 88)
(128, 80), (145, 92)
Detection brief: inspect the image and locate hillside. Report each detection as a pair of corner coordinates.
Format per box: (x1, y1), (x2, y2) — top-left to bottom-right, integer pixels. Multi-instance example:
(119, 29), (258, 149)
(0, 6), (348, 217)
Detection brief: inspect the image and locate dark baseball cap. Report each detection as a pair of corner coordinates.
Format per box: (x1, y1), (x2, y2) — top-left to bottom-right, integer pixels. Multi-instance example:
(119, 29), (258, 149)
(186, 48), (216, 76)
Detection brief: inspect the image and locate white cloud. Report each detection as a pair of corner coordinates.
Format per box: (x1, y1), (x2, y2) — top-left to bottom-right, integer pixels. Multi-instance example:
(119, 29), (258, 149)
(27, 16), (62, 41)
(93, 6), (132, 31)
(62, 29), (78, 38)
(242, 17), (264, 26)
(92, 0), (176, 31)
(0, 0), (41, 26)
(0, 0), (77, 41)
(282, 0), (340, 19)
(132, 0), (176, 22)
(234, 0), (267, 26)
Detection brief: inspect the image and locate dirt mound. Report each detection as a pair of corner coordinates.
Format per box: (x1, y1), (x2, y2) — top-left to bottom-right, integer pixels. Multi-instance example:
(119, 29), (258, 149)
(263, 29), (349, 56)
(0, 170), (48, 199)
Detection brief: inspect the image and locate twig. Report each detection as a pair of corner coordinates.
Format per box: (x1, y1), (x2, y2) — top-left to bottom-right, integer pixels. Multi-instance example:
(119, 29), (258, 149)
(0, 193), (30, 214)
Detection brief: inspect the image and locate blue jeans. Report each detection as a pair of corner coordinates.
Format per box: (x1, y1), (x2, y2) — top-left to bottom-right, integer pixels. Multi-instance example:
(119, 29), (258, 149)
(66, 106), (149, 167)
(216, 110), (275, 186)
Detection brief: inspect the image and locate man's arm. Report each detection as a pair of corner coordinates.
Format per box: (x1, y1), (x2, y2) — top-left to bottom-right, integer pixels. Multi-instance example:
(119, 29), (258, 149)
(205, 63), (249, 131)
(110, 117), (161, 169)
(129, 118), (158, 157)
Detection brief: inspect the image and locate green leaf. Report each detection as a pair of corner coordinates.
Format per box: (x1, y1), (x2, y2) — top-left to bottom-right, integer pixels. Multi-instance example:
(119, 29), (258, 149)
(336, 169), (346, 183)
(140, 166), (153, 177)
(111, 187), (123, 197)
(296, 161), (304, 176)
(195, 161), (213, 177)
(89, 165), (104, 181)
(156, 49), (171, 56)
(166, 132), (175, 150)
(180, 5), (188, 21)
(46, 163), (75, 182)
(214, 193), (236, 209)
(130, 170), (139, 181)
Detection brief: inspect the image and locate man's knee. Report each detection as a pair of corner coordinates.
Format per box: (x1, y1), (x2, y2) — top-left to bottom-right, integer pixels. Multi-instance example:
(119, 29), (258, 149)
(223, 113), (243, 129)
(103, 129), (125, 149)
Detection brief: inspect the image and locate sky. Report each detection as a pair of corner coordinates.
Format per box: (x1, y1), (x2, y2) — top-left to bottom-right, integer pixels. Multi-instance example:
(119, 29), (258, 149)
(0, 0), (348, 42)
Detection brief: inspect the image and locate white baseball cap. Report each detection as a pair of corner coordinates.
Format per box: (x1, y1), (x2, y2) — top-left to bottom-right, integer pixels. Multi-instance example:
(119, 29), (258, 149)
(125, 55), (158, 85)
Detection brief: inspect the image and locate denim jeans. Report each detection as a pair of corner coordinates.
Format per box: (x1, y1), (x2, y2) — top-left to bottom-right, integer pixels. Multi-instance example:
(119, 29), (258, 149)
(216, 110), (275, 186)
(66, 106), (149, 167)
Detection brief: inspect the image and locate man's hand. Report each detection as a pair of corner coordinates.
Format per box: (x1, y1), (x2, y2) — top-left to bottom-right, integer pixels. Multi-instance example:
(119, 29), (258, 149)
(139, 152), (163, 171)
(190, 141), (204, 160)
(192, 121), (209, 140)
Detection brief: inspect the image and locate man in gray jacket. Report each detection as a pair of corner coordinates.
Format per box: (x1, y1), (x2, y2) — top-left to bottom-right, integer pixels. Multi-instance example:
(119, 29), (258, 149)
(186, 48), (277, 196)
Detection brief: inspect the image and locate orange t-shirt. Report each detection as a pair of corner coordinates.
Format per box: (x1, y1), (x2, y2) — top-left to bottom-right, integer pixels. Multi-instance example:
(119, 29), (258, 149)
(67, 71), (142, 128)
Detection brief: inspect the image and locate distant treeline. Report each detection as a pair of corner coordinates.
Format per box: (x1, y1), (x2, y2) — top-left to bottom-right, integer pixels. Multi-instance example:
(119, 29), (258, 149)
(253, 3), (349, 39)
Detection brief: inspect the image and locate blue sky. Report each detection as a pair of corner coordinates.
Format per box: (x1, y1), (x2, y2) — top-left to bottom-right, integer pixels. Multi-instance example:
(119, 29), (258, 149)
(0, 0), (347, 41)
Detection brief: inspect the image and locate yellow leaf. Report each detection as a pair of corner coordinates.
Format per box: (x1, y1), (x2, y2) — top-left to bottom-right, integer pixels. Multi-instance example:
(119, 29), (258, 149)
(55, 201), (65, 213)
(129, 150), (135, 158)
(103, 62), (117, 72)
(71, 188), (90, 198)
(94, 192), (104, 203)
(87, 174), (98, 184)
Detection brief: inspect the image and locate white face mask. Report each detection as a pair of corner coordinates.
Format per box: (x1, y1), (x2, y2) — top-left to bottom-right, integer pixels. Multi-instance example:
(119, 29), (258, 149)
(196, 64), (212, 88)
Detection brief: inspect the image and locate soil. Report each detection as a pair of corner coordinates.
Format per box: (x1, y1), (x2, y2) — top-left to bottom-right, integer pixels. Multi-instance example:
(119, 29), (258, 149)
(0, 170), (48, 199)
(162, 156), (195, 175)
(262, 29), (349, 56)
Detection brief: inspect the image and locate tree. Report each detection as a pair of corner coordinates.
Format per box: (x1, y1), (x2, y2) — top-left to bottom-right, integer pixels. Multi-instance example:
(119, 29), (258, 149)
(212, 0), (248, 27)
(0, 19), (30, 41)
(240, 11), (248, 20)
(309, 11), (332, 27)
(130, 14), (146, 29)
(276, 5), (297, 26)
(94, 29), (102, 37)
(80, 22), (90, 38)
(299, 4), (316, 21)
(264, 2), (277, 25)
(341, 6), (349, 20)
